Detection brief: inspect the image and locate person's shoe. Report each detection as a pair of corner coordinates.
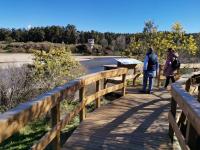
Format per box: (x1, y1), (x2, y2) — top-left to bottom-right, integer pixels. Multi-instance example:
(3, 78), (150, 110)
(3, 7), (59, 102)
(163, 87), (170, 91)
(139, 89), (146, 94)
(159, 87), (167, 91)
(147, 90), (153, 94)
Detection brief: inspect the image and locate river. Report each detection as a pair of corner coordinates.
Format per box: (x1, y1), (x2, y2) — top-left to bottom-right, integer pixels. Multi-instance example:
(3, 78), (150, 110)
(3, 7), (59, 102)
(0, 53), (121, 73)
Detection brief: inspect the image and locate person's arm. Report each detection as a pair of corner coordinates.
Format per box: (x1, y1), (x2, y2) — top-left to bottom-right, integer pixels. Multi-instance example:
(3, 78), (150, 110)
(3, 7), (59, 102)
(164, 60), (169, 71)
(156, 56), (159, 77)
(143, 55), (149, 71)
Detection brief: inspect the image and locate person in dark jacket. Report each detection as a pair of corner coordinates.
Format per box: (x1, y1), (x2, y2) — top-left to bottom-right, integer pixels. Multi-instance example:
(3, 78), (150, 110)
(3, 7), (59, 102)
(140, 47), (159, 94)
(164, 48), (179, 88)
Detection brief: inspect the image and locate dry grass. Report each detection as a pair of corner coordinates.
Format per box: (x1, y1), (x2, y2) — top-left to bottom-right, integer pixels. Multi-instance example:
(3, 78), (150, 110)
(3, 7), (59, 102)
(0, 41), (67, 53)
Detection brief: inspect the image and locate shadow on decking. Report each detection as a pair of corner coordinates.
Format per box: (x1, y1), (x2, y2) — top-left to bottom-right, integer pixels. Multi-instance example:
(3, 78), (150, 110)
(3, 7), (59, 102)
(83, 89), (173, 149)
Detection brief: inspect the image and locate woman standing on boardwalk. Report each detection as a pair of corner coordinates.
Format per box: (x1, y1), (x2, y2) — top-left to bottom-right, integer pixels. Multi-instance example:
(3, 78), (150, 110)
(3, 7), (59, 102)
(163, 48), (179, 89)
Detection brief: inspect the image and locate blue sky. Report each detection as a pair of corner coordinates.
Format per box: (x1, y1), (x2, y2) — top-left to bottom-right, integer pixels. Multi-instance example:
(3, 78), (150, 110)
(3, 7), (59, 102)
(0, 0), (199, 33)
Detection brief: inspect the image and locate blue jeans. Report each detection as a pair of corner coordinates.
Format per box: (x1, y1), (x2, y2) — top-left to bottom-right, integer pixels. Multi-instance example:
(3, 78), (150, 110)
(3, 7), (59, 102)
(142, 70), (156, 92)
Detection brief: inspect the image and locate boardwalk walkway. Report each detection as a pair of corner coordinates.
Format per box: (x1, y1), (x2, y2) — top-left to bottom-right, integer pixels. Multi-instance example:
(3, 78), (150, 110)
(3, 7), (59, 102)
(62, 87), (180, 150)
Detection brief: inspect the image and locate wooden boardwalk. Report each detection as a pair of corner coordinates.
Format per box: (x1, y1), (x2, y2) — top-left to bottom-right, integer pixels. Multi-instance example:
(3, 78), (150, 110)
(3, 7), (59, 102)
(62, 87), (180, 150)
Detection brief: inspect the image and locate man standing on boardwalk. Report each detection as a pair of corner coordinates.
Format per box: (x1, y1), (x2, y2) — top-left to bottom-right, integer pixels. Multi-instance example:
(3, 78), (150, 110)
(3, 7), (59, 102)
(140, 47), (159, 94)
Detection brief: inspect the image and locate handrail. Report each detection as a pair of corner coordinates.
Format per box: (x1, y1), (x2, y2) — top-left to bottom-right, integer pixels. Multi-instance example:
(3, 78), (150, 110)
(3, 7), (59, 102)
(169, 72), (200, 150)
(0, 68), (128, 150)
(157, 63), (200, 87)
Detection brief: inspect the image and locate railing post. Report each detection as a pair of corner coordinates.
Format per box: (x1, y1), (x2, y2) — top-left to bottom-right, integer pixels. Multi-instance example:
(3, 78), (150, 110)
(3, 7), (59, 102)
(185, 121), (198, 149)
(169, 97), (177, 143)
(177, 68), (180, 78)
(198, 85), (200, 102)
(185, 79), (191, 92)
(157, 65), (162, 88)
(51, 103), (60, 150)
(178, 78), (191, 122)
(122, 74), (127, 96)
(132, 65), (137, 86)
(185, 85), (200, 149)
(103, 78), (107, 89)
(79, 87), (86, 121)
(95, 80), (101, 108)
(185, 122), (190, 144)
(177, 79), (191, 136)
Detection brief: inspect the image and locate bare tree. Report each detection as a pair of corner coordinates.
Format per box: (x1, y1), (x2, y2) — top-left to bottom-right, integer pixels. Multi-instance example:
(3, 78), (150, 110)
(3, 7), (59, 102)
(0, 65), (35, 112)
(115, 35), (126, 51)
(111, 40), (116, 50)
(100, 38), (108, 49)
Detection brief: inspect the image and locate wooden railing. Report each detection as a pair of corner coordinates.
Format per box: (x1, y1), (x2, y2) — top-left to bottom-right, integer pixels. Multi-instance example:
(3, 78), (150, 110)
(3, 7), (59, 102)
(0, 68), (128, 150)
(169, 73), (200, 150)
(104, 64), (141, 86)
(157, 63), (200, 87)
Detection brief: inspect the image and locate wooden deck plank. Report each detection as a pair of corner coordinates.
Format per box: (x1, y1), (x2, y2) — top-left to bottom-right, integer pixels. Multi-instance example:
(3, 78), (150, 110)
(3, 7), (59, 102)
(62, 87), (180, 150)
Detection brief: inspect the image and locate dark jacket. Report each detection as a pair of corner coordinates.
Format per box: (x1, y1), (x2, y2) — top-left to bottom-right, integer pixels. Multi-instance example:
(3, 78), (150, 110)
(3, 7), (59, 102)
(164, 52), (179, 76)
(143, 52), (159, 72)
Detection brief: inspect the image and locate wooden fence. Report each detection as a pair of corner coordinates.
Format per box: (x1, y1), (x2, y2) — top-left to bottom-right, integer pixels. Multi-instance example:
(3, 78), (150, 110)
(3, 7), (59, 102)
(169, 73), (200, 150)
(0, 68), (128, 150)
(157, 63), (200, 87)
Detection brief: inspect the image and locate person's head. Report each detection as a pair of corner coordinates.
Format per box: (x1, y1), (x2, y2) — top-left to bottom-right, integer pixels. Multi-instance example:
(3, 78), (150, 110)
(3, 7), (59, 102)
(147, 47), (154, 54)
(167, 48), (178, 59)
(167, 48), (174, 53)
(167, 48), (173, 56)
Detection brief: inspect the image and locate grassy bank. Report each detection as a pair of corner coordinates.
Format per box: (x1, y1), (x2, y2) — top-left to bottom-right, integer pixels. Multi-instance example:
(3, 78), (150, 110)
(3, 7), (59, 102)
(0, 41), (69, 53)
(0, 41), (122, 56)
(0, 92), (121, 150)
(0, 100), (79, 150)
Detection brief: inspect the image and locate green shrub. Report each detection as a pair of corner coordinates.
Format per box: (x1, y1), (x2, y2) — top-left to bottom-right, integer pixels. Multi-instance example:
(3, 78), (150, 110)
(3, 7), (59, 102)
(33, 47), (81, 90)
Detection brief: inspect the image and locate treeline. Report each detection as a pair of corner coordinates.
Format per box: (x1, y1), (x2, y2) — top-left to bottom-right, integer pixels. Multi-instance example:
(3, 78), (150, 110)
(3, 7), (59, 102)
(0, 23), (200, 55)
(0, 24), (131, 45)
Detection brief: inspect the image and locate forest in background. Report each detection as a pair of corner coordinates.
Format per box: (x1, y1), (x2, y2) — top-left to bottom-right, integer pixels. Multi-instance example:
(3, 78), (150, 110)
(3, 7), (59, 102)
(0, 22), (199, 58)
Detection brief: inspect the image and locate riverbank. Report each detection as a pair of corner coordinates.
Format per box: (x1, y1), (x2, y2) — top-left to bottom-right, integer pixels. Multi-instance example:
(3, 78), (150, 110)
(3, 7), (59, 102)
(0, 53), (122, 73)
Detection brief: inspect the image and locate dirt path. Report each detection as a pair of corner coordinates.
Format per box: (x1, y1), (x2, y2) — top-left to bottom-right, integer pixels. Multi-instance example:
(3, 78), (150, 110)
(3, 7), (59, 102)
(0, 53), (33, 63)
(0, 53), (121, 72)
(0, 53), (33, 68)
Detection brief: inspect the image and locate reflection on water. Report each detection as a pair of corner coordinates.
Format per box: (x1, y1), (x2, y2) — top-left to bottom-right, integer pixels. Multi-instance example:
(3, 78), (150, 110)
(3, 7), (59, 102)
(80, 57), (119, 74)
